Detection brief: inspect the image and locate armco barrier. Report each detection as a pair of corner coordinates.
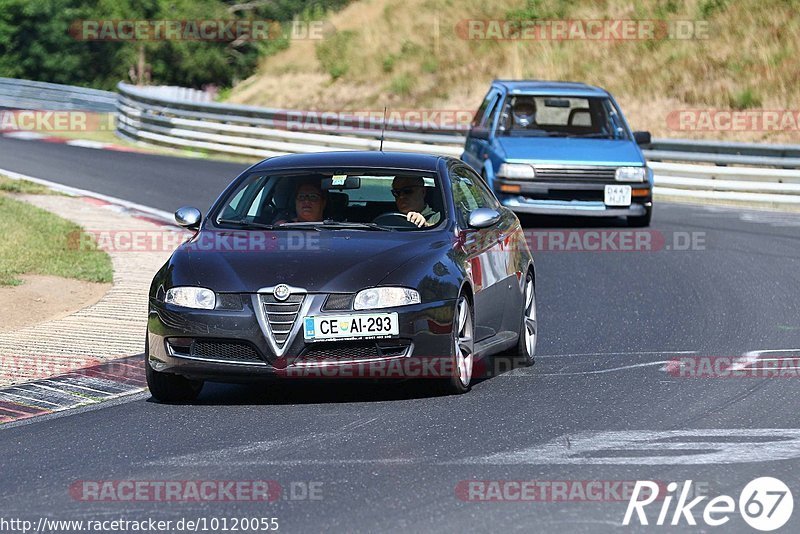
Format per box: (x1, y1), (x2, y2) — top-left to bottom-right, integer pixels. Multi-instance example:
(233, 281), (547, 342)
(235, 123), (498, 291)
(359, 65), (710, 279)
(0, 77), (117, 112)
(3, 78), (800, 205)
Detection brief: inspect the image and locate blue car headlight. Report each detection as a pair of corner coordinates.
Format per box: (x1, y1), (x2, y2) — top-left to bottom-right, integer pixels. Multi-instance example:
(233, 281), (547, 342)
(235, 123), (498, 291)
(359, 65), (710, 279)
(615, 167), (646, 182)
(353, 287), (421, 310)
(497, 163), (536, 179)
(165, 287), (216, 310)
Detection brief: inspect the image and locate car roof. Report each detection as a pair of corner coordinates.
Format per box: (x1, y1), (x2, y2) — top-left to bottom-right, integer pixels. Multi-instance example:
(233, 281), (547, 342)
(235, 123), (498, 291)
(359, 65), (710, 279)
(250, 151), (445, 173)
(492, 79), (610, 97)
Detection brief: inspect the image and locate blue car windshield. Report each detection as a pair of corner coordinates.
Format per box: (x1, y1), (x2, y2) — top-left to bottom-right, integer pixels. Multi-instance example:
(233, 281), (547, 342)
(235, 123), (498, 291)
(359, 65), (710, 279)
(497, 95), (629, 140)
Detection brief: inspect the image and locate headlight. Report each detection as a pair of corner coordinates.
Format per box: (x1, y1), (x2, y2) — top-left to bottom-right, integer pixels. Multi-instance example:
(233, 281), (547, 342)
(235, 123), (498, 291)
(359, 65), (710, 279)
(497, 163), (535, 179)
(615, 167), (646, 182)
(353, 287), (420, 310)
(165, 287), (216, 310)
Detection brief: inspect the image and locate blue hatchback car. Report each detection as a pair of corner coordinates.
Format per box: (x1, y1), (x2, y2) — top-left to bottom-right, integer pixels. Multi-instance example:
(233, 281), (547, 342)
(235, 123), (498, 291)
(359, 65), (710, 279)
(461, 80), (653, 226)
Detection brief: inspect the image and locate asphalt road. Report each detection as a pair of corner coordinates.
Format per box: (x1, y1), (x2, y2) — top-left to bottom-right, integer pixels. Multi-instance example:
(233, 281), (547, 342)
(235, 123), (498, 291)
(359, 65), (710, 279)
(0, 136), (248, 212)
(2, 137), (800, 533)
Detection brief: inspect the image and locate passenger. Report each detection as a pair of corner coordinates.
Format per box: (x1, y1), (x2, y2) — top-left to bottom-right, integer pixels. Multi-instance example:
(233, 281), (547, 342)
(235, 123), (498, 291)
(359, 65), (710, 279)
(391, 176), (440, 227)
(275, 181), (327, 223)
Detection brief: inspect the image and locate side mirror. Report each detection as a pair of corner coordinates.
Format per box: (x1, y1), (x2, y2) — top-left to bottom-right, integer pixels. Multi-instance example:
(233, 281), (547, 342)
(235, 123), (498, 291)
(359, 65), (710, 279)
(468, 207), (501, 229)
(470, 127), (490, 140)
(175, 206), (202, 230)
(633, 131), (651, 146)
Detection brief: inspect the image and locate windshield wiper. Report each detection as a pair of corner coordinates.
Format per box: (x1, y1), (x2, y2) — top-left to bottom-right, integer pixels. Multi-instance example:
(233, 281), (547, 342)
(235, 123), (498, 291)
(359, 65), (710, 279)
(278, 220), (394, 231)
(571, 132), (614, 138)
(216, 218), (276, 230)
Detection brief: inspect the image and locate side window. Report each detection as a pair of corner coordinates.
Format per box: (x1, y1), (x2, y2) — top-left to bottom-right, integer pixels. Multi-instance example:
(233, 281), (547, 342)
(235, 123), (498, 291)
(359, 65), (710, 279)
(481, 94), (502, 130)
(471, 90), (498, 128)
(471, 90), (493, 127)
(450, 166), (499, 226)
(461, 166), (500, 209)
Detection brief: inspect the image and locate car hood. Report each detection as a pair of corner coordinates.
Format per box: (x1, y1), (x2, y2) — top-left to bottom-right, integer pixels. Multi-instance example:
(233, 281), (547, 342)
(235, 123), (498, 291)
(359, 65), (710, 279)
(495, 136), (645, 166)
(167, 229), (447, 293)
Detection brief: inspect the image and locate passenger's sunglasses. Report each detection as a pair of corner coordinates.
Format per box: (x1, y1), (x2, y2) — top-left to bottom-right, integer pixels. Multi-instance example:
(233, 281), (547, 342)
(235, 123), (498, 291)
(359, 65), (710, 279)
(296, 193), (322, 202)
(391, 186), (423, 198)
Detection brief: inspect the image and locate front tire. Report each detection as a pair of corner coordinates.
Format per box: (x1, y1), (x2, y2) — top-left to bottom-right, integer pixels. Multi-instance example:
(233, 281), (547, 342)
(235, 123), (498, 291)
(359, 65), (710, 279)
(145, 337), (204, 403)
(627, 206), (652, 227)
(444, 295), (475, 394)
(514, 272), (537, 366)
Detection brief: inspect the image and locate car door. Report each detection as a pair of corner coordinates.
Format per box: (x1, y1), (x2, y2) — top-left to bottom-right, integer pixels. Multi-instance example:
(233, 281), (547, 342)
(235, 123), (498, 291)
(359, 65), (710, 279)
(450, 163), (508, 342)
(462, 88), (500, 172)
(460, 165), (525, 333)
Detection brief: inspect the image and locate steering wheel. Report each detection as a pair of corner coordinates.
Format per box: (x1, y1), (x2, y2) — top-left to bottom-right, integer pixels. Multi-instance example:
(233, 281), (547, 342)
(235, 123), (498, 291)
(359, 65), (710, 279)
(372, 212), (419, 229)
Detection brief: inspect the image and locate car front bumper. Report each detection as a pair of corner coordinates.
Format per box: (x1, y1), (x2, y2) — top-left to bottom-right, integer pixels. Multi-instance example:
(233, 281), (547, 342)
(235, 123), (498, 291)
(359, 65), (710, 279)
(146, 294), (457, 382)
(495, 178), (652, 217)
(501, 197), (650, 217)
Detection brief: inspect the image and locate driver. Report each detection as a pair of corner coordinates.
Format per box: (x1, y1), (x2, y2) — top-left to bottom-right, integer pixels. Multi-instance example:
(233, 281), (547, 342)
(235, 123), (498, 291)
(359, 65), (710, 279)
(511, 97), (537, 129)
(391, 176), (440, 227)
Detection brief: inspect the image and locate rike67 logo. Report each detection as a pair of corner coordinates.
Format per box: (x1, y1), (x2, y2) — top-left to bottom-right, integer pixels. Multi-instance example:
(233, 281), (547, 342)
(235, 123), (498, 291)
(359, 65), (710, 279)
(623, 477), (793, 530)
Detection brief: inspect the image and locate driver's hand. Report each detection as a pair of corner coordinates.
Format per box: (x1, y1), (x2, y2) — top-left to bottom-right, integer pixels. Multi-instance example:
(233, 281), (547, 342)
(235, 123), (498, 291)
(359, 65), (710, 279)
(406, 211), (427, 227)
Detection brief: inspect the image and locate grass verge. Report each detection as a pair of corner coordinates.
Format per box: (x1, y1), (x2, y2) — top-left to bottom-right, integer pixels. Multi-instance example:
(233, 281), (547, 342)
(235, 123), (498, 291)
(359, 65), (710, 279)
(0, 177), (113, 286)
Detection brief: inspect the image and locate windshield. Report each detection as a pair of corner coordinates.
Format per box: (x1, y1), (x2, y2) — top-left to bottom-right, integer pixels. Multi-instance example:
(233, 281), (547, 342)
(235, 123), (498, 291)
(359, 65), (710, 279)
(497, 95), (630, 140)
(212, 169), (444, 230)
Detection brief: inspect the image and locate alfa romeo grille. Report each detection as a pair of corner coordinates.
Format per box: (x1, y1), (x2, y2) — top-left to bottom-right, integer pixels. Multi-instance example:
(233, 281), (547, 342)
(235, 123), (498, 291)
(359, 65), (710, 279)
(260, 293), (305, 349)
(534, 166), (617, 182)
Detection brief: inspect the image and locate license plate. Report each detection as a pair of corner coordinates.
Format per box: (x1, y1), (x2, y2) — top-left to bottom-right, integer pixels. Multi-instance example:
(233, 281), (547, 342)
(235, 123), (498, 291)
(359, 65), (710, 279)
(303, 313), (399, 341)
(604, 185), (632, 206)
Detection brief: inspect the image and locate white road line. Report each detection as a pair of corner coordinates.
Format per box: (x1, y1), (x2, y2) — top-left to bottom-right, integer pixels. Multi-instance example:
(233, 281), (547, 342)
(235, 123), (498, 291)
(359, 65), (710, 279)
(41, 379), (114, 396)
(510, 361), (671, 377)
(0, 166), (174, 223)
(0, 390), (62, 408)
(536, 350), (697, 359)
(26, 382), (99, 403)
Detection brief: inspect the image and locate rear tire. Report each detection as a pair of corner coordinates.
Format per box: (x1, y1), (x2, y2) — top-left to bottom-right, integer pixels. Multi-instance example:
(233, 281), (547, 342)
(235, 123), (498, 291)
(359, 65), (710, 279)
(145, 336), (204, 403)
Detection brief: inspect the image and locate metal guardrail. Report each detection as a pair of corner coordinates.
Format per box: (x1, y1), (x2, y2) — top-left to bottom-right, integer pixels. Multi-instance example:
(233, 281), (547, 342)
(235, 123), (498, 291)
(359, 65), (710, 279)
(3, 78), (799, 206)
(0, 77), (117, 112)
(116, 82), (800, 204)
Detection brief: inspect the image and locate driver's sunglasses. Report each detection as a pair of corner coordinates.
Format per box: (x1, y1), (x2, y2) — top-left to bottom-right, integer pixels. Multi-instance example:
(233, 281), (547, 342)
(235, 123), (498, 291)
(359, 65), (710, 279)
(296, 193), (322, 202)
(391, 186), (423, 198)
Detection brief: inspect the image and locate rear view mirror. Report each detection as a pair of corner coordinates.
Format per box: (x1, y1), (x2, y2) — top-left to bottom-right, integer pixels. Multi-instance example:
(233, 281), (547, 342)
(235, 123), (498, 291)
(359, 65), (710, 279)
(322, 175), (361, 190)
(544, 98), (571, 108)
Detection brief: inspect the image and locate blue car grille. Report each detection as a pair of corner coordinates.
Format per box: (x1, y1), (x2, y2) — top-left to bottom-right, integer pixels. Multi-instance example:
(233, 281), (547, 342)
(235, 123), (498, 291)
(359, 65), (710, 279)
(533, 166), (617, 182)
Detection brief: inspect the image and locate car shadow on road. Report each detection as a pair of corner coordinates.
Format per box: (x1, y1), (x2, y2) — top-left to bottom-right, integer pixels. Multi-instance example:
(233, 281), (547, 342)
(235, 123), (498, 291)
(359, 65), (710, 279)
(176, 379), (453, 405)
(146, 355), (529, 406)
